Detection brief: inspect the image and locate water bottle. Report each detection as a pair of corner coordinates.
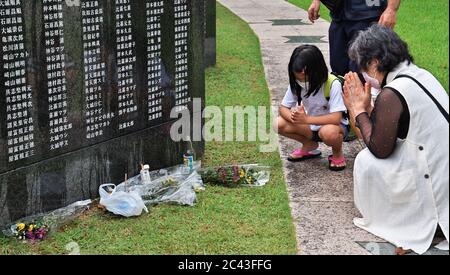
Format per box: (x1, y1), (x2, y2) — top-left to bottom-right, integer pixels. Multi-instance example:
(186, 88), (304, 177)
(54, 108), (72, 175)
(140, 164), (152, 185)
(183, 136), (195, 173)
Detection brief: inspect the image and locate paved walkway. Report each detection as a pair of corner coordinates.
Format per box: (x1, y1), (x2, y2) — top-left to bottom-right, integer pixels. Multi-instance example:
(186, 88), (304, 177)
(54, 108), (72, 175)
(217, 0), (447, 255)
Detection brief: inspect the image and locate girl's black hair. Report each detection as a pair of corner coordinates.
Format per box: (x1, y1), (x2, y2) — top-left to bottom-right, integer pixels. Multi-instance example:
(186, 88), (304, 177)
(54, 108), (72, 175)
(288, 45), (328, 101)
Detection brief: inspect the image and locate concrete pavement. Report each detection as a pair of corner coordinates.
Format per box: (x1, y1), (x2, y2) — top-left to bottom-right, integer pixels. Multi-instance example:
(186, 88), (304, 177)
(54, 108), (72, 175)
(218, 0), (448, 256)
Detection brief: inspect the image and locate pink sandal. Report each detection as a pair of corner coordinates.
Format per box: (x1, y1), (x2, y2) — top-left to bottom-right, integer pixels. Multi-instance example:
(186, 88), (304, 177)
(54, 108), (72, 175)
(288, 149), (322, 162)
(328, 155), (346, 171)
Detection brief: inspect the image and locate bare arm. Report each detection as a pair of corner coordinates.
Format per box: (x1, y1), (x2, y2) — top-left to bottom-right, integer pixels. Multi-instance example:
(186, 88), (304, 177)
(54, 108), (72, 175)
(307, 0), (321, 23)
(379, 0), (401, 28)
(387, 0), (401, 11)
(291, 104), (342, 126)
(342, 72), (373, 140)
(304, 112), (342, 126)
(279, 106), (294, 123)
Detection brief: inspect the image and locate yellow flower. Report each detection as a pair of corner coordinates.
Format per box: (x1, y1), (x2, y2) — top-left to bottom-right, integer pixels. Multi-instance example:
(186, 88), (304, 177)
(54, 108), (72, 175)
(28, 224), (35, 231)
(17, 223), (25, 231)
(239, 170), (245, 178)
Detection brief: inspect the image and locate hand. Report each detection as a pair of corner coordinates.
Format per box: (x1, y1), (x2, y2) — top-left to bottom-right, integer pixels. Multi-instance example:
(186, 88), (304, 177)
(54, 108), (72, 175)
(343, 72), (371, 117)
(378, 8), (397, 29)
(291, 104), (309, 124)
(308, 0), (321, 23)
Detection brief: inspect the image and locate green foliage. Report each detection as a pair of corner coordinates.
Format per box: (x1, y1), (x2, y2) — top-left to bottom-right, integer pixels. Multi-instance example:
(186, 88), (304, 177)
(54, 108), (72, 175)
(288, 0), (449, 91)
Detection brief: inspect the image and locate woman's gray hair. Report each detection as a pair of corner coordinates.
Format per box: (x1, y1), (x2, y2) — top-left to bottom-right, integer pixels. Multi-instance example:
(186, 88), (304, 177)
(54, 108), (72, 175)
(348, 24), (413, 73)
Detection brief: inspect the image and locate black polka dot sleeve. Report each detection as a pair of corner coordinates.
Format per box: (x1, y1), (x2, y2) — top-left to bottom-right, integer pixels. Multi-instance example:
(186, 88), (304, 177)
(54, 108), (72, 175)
(355, 88), (410, 159)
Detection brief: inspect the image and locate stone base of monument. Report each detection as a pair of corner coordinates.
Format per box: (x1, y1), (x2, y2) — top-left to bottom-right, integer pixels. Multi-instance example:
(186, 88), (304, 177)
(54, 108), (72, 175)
(0, 119), (204, 226)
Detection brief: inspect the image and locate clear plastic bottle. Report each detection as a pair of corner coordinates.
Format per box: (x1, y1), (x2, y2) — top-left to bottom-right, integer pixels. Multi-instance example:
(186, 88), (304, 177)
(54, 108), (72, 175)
(140, 164), (152, 185)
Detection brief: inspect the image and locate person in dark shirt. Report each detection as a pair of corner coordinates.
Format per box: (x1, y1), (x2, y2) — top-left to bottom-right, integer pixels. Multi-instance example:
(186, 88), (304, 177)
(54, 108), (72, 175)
(307, 0), (401, 75)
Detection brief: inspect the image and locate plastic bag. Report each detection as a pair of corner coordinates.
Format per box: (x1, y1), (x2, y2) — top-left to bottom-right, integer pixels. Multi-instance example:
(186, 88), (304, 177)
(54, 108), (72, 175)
(141, 170), (202, 206)
(42, 199), (93, 230)
(435, 240), (449, 251)
(99, 184), (148, 217)
(2, 199), (92, 239)
(114, 162), (204, 207)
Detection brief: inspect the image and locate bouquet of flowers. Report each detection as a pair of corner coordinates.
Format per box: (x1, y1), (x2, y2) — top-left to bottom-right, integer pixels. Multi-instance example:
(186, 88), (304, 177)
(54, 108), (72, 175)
(2, 199), (92, 241)
(11, 221), (49, 241)
(114, 163), (205, 207)
(161, 176), (179, 188)
(199, 164), (270, 187)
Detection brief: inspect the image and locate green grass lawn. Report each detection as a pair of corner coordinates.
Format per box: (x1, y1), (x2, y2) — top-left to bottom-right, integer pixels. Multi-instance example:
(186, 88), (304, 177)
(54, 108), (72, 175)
(0, 4), (298, 255)
(287, 0), (449, 91)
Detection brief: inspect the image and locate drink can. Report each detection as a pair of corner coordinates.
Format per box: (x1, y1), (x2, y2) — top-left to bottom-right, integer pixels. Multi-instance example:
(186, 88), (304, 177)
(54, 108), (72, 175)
(183, 154), (194, 171)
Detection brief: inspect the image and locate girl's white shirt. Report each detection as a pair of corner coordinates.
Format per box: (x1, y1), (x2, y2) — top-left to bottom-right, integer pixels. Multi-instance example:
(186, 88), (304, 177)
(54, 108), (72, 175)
(281, 81), (348, 131)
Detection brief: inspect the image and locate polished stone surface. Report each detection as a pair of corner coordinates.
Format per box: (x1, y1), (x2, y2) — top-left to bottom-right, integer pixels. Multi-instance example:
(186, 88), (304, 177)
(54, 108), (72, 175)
(0, 0), (205, 226)
(204, 0), (216, 67)
(0, 120), (204, 225)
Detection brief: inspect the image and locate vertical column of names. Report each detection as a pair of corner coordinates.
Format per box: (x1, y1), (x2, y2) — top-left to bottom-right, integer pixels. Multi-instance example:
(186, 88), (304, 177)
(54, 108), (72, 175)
(0, 0), (35, 162)
(115, 0), (137, 130)
(43, 0), (72, 150)
(174, 0), (190, 111)
(203, 0), (206, 37)
(146, 0), (164, 121)
(82, 0), (113, 140)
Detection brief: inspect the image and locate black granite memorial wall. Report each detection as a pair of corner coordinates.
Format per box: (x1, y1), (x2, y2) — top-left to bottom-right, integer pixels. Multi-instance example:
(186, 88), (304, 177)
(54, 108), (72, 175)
(204, 0), (215, 67)
(0, 0), (205, 226)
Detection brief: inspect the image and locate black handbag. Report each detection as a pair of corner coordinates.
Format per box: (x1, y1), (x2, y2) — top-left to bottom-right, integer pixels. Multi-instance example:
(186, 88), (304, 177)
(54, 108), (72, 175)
(320, 0), (343, 13)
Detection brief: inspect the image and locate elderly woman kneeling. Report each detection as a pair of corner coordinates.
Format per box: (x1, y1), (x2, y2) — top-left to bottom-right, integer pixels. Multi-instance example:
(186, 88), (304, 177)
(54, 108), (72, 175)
(343, 24), (449, 254)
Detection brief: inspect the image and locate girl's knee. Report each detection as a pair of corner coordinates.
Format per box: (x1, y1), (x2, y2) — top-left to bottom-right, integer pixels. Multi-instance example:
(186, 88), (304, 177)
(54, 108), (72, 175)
(319, 125), (342, 143)
(275, 116), (287, 134)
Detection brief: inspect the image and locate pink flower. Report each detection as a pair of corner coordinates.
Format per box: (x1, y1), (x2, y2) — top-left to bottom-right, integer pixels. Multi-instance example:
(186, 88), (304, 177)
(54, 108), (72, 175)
(218, 168), (227, 183)
(232, 166), (240, 182)
(35, 228), (47, 240)
(25, 231), (36, 240)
